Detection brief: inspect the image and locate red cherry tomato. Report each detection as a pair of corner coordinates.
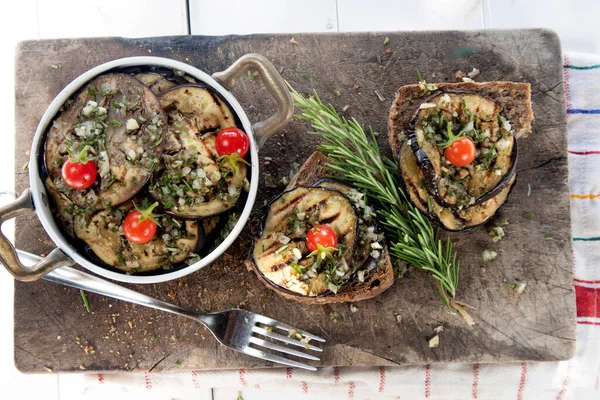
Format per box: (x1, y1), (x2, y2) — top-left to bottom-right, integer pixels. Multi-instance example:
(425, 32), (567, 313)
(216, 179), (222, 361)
(444, 137), (476, 167)
(306, 225), (338, 253)
(61, 159), (97, 190)
(123, 210), (157, 244)
(215, 127), (250, 157)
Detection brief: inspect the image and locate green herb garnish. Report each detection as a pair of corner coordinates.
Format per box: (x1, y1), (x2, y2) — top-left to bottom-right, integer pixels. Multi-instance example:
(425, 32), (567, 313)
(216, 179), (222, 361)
(80, 290), (90, 312)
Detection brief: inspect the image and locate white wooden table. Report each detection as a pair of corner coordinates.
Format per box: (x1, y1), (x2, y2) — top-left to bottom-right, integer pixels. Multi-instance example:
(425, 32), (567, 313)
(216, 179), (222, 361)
(0, 1), (597, 398)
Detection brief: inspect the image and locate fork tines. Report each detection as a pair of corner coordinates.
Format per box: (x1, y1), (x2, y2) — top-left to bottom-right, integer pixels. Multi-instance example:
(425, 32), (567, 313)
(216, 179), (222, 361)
(248, 315), (326, 371)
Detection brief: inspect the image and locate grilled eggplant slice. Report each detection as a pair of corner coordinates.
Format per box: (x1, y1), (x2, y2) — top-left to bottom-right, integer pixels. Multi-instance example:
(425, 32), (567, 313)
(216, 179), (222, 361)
(45, 73), (167, 211)
(408, 91), (517, 209)
(148, 85), (248, 219)
(135, 73), (197, 95)
(399, 141), (515, 231)
(313, 179), (384, 272)
(253, 186), (358, 297)
(74, 199), (199, 273)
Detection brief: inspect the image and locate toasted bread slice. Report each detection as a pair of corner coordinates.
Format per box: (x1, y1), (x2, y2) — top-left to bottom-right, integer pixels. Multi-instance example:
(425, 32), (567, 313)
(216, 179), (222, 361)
(245, 151), (394, 304)
(388, 81), (534, 157)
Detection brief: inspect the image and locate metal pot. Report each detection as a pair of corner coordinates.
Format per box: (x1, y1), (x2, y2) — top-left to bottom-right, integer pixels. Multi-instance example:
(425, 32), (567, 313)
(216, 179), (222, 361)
(0, 54), (293, 284)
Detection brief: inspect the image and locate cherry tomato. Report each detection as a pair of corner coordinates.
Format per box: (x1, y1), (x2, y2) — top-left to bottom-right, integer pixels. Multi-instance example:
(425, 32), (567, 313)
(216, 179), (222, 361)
(306, 225), (338, 253)
(215, 127), (250, 157)
(123, 210), (158, 244)
(444, 137), (476, 167)
(61, 159), (97, 190)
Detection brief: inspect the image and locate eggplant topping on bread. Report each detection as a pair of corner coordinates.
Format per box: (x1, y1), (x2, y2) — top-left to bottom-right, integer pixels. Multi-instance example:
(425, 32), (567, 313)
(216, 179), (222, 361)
(247, 151), (394, 304)
(388, 81), (533, 231)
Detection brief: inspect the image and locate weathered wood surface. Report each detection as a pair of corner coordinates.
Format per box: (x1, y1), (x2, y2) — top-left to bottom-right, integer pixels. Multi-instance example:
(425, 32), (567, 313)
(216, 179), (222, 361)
(13, 29), (575, 373)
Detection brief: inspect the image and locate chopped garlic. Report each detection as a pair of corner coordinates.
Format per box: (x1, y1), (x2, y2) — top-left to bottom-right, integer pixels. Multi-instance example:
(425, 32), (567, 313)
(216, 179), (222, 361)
(127, 149), (137, 160)
(434, 325), (444, 334)
(419, 102), (437, 109)
(467, 68), (480, 79)
(490, 227), (505, 242)
(482, 249), (498, 262)
(292, 248), (302, 260)
(82, 100), (98, 117)
(357, 270), (365, 282)
(429, 334), (440, 348)
(462, 77), (474, 82)
(370, 242), (383, 250)
(440, 93), (451, 104)
(350, 304), (359, 313)
(126, 118), (140, 131)
(508, 282), (527, 294)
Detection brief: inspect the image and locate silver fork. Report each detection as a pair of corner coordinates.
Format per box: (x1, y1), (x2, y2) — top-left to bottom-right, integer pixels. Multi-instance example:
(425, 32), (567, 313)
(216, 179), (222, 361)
(16, 250), (325, 371)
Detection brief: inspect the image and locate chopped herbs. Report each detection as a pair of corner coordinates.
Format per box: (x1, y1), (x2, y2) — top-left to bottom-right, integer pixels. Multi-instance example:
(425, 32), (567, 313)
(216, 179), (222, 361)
(524, 213), (533, 220)
(374, 90), (385, 102)
(384, 37), (390, 45)
(299, 73), (308, 79)
(247, 70), (254, 81)
(507, 282), (527, 294)
(349, 304), (359, 313)
(150, 335), (156, 341)
(174, 361), (182, 367)
(23, 161), (29, 171)
(267, 289), (274, 298)
(43, 366), (53, 373)
(80, 290), (90, 312)
(545, 235), (553, 241)
(327, 85), (341, 96)
(329, 310), (341, 324)
(109, 119), (123, 127)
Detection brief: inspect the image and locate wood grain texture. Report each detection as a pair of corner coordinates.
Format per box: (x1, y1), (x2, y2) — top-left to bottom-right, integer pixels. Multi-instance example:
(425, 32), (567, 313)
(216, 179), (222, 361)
(13, 29), (575, 373)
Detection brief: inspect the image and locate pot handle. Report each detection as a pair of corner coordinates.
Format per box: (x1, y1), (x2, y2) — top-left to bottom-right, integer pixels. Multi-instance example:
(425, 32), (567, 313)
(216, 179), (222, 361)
(212, 53), (294, 149)
(0, 189), (75, 281)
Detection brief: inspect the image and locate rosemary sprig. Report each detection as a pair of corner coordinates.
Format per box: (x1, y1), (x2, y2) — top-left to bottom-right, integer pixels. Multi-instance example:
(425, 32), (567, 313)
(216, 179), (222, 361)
(290, 87), (474, 325)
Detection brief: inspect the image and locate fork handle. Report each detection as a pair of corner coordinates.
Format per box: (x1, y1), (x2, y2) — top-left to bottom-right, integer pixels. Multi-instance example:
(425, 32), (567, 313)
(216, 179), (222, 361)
(16, 250), (213, 325)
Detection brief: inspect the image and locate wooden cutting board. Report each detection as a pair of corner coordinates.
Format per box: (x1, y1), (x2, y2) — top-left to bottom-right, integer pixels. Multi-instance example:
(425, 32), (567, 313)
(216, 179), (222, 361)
(13, 29), (575, 373)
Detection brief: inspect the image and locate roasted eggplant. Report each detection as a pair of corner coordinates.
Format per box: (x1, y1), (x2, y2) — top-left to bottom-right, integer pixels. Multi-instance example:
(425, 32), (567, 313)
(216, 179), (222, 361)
(45, 73), (168, 210)
(408, 91), (517, 208)
(135, 72), (197, 95)
(148, 86), (248, 219)
(398, 90), (518, 231)
(74, 199), (199, 273)
(253, 186), (357, 296)
(399, 141), (515, 230)
(253, 181), (385, 297)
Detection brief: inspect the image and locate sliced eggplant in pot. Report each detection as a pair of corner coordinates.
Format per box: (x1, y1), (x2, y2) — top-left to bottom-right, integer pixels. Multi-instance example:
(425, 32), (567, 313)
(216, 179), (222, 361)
(148, 85), (248, 219)
(45, 73), (168, 211)
(253, 186), (358, 297)
(407, 91), (517, 210)
(74, 199), (199, 273)
(135, 72), (197, 95)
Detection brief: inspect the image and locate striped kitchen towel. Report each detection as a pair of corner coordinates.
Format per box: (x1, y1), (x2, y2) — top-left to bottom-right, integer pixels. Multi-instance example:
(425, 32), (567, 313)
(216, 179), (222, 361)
(73, 52), (600, 400)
